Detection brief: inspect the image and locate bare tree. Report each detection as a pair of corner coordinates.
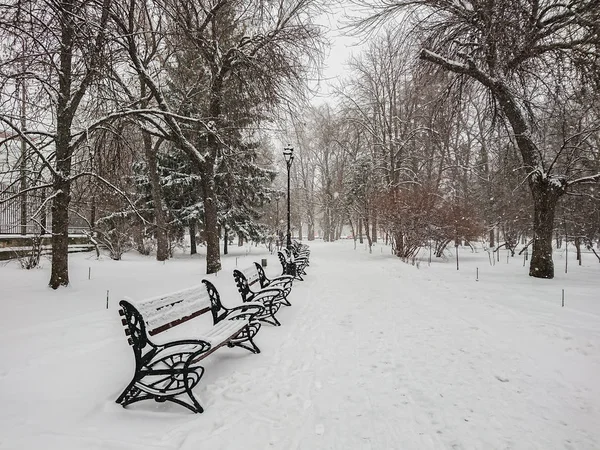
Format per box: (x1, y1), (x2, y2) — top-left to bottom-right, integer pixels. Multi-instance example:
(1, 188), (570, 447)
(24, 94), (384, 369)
(111, 0), (323, 273)
(354, 0), (600, 278)
(1, 0), (113, 288)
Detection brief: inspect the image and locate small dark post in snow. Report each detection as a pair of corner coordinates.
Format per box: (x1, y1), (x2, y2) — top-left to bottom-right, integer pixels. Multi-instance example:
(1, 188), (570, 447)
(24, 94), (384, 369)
(236, 257), (238, 267)
(507, 252), (509, 264)
(565, 241), (568, 274)
(88, 267), (91, 280)
(562, 289), (565, 307)
(476, 267), (479, 281)
(564, 216), (568, 274)
(429, 244), (432, 266)
(455, 242), (459, 270)
(106, 290), (109, 309)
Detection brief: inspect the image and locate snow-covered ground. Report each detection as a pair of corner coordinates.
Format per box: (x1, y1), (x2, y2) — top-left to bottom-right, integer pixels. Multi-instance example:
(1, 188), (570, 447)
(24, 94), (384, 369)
(0, 240), (598, 449)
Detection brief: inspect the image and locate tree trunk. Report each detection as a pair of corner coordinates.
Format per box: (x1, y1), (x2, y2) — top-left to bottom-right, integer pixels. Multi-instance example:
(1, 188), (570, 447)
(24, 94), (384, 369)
(49, 1), (75, 289)
(371, 212), (377, 243)
(200, 158), (221, 273)
(555, 236), (562, 249)
(143, 132), (169, 261)
(189, 220), (197, 255)
(529, 183), (560, 278)
(323, 208), (330, 241)
(49, 183), (70, 289)
(223, 226), (228, 255)
(394, 231), (404, 257)
(575, 236), (581, 265)
(489, 228), (495, 248)
(364, 217), (372, 253)
(348, 215), (357, 249)
(358, 218), (363, 244)
(238, 233), (244, 246)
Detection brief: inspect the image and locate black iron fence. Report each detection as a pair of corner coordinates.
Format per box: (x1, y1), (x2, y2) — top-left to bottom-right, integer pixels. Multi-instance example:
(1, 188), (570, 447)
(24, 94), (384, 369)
(0, 184), (88, 235)
(0, 184), (50, 234)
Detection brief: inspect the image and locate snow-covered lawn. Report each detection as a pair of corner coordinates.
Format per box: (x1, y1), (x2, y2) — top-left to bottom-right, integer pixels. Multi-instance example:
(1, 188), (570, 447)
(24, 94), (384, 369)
(0, 240), (598, 449)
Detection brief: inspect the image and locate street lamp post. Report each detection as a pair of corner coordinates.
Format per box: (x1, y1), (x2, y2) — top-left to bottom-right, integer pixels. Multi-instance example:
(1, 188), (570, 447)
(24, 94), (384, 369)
(275, 192), (280, 230)
(283, 145), (294, 249)
(275, 192), (281, 249)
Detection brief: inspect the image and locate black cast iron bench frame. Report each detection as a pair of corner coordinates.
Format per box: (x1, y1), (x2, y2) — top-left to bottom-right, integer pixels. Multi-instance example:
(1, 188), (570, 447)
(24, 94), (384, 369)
(232, 268), (288, 326)
(253, 262), (294, 299)
(278, 249), (309, 281)
(116, 279), (264, 414)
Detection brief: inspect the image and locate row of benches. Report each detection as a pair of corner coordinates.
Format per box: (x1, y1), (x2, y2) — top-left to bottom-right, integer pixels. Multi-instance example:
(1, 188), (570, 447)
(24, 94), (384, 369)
(116, 242), (310, 413)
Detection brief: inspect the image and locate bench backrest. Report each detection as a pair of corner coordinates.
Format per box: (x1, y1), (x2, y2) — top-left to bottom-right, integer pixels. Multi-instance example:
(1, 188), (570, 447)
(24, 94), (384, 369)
(202, 279), (231, 324)
(118, 282), (234, 363)
(119, 300), (150, 360)
(128, 285), (211, 336)
(278, 250), (296, 276)
(242, 266), (260, 286)
(233, 269), (253, 301)
(277, 250), (288, 271)
(253, 262), (270, 288)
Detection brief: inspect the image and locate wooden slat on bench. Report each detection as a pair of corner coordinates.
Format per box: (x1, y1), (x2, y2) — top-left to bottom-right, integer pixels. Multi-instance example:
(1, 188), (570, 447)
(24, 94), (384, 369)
(191, 319), (249, 362)
(149, 307), (211, 335)
(132, 285), (211, 336)
(242, 266), (260, 286)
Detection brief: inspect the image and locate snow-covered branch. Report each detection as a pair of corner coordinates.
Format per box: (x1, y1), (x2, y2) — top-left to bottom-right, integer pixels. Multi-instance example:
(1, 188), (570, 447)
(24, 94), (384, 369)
(68, 171), (150, 225)
(0, 116), (59, 178)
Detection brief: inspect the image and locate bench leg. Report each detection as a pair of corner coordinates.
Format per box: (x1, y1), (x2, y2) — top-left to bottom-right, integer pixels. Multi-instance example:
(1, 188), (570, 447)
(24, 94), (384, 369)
(260, 314), (281, 327)
(232, 338), (261, 354)
(280, 293), (291, 307)
(161, 383), (204, 414)
(116, 380), (145, 407)
(116, 367), (206, 414)
(227, 324), (261, 354)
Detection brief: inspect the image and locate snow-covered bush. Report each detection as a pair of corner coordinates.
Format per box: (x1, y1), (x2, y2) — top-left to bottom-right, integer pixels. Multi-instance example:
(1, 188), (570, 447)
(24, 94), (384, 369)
(94, 215), (134, 260)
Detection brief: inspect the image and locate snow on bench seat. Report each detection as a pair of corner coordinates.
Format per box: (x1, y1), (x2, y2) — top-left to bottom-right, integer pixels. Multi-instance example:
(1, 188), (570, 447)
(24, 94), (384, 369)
(196, 318), (249, 347)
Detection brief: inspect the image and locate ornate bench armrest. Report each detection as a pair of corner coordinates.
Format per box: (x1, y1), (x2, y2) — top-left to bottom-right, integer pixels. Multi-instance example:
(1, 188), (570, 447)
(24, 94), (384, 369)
(269, 275), (294, 284)
(145, 339), (212, 366)
(226, 303), (265, 321)
(252, 289), (284, 304)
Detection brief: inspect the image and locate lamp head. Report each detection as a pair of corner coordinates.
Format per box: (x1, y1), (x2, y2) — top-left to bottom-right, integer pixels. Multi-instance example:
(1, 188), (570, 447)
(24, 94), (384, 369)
(283, 145), (294, 165)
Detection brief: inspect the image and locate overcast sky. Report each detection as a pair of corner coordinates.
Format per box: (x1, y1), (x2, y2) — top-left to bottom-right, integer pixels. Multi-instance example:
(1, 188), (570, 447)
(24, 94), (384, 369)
(313, 4), (369, 99)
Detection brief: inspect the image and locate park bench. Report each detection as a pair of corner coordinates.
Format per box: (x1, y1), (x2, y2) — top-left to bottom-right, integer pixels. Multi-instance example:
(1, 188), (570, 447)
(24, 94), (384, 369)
(232, 268), (288, 326)
(116, 279), (264, 414)
(291, 241), (310, 269)
(278, 248), (308, 281)
(277, 250), (298, 280)
(253, 262), (294, 300)
(292, 240), (310, 259)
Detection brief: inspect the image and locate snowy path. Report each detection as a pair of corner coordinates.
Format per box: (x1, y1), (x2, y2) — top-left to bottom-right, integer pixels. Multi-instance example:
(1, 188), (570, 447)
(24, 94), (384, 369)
(0, 241), (598, 449)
